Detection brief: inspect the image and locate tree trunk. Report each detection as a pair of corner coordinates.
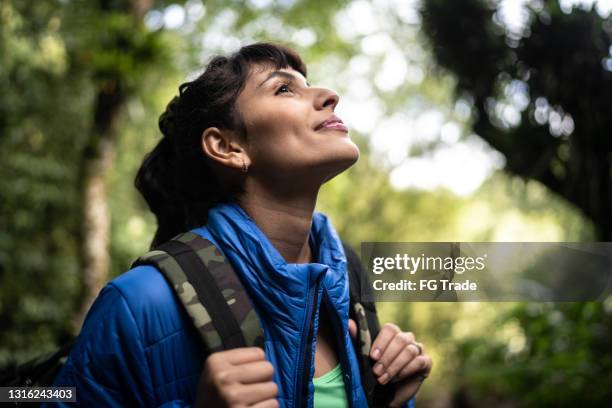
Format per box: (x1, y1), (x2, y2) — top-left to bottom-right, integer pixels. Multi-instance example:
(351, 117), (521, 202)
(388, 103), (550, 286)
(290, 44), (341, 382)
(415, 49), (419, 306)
(70, 0), (152, 332)
(71, 81), (124, 332)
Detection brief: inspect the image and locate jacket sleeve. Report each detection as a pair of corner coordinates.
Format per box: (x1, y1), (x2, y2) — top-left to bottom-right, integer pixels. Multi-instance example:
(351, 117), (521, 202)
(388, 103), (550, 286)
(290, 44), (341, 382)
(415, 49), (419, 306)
(41, 284), (186, 407)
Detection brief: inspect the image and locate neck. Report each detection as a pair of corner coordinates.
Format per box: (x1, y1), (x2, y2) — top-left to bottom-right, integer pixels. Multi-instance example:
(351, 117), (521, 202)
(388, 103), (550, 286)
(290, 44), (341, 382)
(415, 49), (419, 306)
(238, 181), (319, 264)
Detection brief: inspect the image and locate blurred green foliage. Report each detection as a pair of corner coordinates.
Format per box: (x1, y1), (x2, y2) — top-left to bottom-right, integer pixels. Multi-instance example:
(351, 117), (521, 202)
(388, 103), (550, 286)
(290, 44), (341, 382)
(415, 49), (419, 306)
(454, 302), (612, 407)
(0, 0), (90, 362)
(1, 0), (610, 407)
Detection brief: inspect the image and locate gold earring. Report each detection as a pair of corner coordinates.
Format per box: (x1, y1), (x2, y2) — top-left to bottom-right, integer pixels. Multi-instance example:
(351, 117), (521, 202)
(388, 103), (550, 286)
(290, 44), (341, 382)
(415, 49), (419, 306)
(241, 160), (248, 173)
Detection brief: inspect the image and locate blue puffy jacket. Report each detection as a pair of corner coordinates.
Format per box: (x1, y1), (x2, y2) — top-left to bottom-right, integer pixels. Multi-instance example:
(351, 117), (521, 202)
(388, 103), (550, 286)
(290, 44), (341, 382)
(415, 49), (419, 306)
(45, 203), (413, 407)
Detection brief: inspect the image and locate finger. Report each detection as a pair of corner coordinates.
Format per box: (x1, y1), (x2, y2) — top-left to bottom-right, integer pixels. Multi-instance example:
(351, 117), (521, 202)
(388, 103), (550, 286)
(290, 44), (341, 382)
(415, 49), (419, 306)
(394, 355), (433, 382)
(223, 347), (267, 365)
(389, 378), (423, 407)
(250, 398), (280, 408)
(229, 360), (275, 384)
(370, 323), (402, 360)
(381, 344), (419, 384)
(348, 319), (357, 340)
(373, 332), (416, 380)
(407, 342), (421, 358)
(234, 381), (279, 405)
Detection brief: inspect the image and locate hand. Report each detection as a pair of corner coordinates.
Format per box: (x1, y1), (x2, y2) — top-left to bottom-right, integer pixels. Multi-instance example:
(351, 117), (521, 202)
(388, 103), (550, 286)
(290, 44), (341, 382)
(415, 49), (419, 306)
(349, 320), (432, 408)
(195, 347), (279, 408)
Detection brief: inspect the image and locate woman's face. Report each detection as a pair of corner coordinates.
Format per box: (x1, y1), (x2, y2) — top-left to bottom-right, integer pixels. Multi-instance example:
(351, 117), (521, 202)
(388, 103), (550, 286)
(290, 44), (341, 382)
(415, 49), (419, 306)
(235, 63), (360, 188)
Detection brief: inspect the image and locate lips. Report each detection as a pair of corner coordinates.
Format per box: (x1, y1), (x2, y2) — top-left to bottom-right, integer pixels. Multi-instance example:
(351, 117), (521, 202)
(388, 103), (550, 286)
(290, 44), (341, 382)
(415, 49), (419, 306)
(314, 114), (348, 132)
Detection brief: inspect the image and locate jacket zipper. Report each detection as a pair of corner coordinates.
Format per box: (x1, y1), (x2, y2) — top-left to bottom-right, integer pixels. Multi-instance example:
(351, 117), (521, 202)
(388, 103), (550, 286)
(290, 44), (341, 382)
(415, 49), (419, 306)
(295, 277), (320, 408)
(323, 291), (354, 408)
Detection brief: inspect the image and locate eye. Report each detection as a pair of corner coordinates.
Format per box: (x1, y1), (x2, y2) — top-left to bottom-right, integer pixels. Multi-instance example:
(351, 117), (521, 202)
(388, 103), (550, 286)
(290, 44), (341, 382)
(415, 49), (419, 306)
(275, 82), (292, 95)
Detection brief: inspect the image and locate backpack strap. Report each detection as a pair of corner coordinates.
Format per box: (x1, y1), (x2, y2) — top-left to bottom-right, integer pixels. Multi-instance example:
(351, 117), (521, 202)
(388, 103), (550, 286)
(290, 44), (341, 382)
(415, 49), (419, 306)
(132, 231), (264, 353)
(0, 339), (75, 388)
(343, 242), (397, 408)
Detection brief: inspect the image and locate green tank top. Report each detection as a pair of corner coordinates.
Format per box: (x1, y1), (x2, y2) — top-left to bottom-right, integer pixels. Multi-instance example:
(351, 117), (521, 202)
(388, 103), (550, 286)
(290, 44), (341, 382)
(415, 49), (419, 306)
(313, 364), (349, 407)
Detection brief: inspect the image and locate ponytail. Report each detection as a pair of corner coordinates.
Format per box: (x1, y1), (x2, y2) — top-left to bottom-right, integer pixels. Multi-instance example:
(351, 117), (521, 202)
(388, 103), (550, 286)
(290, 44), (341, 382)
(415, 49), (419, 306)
(135, 97), (187, 248)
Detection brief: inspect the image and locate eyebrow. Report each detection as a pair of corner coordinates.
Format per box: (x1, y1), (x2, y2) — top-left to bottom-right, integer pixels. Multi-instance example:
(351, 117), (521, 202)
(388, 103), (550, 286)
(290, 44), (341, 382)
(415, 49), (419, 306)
(257, 70), (310, 89)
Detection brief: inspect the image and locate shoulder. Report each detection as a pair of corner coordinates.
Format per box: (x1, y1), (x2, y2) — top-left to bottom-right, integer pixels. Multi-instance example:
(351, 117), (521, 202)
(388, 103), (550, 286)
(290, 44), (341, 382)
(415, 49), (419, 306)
(52, 267), (190, 405)
(73, 265), (190, 350)
(104, 264), (191, 347)
(110, 264), (176, 319)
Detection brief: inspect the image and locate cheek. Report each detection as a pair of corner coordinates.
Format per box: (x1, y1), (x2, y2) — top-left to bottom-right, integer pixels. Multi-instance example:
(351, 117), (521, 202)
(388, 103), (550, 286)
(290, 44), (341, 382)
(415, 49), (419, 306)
(247, 110), (310, 160)
(245, 106), (359, 171)
(252, 133), (307, 169)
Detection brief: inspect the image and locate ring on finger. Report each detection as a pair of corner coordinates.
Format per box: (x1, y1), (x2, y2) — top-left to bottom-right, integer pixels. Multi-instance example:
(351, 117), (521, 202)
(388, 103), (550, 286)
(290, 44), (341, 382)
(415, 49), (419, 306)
(409, 341), (423, 356)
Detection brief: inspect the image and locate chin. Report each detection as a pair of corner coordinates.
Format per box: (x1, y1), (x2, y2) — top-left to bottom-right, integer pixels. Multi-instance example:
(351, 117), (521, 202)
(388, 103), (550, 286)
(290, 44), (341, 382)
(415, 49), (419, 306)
(339, 138), (360, 165)
(319, 145), (360, 184)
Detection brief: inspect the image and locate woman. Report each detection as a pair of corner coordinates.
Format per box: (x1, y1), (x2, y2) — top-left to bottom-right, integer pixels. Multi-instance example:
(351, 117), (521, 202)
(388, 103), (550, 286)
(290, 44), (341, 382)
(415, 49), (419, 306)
(47, 43), (432, 407)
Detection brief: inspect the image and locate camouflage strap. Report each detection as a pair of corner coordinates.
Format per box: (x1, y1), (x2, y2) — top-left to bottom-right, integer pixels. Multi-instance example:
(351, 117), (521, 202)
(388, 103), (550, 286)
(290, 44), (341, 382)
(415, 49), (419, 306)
(353, 303), (373, 357)
(344, 243), (396, 408)
(132, 232), (264, 353)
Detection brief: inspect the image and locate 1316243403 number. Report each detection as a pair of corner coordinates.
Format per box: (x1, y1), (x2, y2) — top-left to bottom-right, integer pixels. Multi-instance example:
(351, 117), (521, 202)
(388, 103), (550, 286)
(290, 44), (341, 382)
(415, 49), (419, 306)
(0, 387), (76, 402)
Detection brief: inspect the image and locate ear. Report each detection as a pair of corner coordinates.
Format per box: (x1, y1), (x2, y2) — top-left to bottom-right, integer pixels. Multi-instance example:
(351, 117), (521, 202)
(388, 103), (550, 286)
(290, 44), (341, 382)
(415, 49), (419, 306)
(201, 127), (249, 171)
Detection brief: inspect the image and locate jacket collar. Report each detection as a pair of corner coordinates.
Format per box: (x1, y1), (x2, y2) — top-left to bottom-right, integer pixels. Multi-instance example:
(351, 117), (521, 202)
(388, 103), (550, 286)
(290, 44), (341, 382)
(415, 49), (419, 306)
(203, 202), (348, 299)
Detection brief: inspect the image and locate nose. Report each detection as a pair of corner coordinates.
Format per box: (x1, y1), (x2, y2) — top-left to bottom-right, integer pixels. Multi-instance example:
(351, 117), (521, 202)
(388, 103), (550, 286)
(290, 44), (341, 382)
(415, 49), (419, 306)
(314, 87), (340, 111)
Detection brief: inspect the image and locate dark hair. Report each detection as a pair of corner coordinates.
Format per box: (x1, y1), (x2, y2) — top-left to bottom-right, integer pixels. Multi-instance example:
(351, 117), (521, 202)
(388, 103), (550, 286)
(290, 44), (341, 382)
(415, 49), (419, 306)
(135, 42), (307, 248)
